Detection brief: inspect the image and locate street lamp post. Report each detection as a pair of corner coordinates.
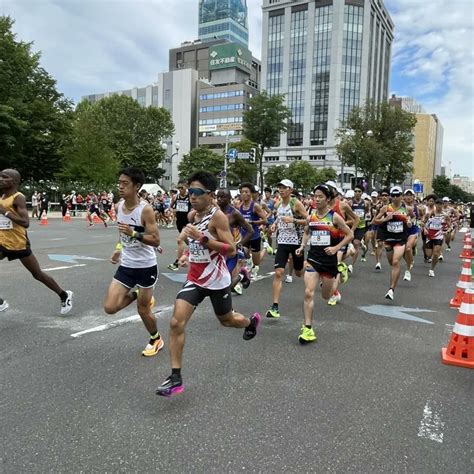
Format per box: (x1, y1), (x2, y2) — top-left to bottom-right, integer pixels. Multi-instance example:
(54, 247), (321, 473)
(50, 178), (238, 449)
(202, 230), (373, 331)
(357, 129), (374, 187)
(161, 141), (180, 188)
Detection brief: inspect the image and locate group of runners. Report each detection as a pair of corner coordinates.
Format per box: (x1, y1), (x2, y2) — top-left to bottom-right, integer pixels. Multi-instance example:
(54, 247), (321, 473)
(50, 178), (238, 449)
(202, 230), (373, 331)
(0, 166), (470, 399)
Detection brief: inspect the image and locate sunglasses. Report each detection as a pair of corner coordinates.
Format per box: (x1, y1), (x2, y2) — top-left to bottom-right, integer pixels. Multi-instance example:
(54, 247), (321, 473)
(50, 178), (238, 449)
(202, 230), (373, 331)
(390, 193), (401, 197)
(381, 193), (389, 197)
(188, 187), (210, 197)
(354, 189), (362, 193)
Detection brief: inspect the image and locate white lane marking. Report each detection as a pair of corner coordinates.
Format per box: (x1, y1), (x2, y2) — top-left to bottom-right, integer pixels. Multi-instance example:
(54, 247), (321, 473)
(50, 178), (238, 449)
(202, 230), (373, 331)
(50, 238), (67, 241)
(44, 264), (87, 272)
(252, 271), (275, 282)
(418, 401), (445, 443)
(70, 305), (174, 338)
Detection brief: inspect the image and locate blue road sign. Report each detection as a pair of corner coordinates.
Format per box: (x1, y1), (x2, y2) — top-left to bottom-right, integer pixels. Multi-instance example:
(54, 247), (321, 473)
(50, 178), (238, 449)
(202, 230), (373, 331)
(227, 148), (238, 160)
(413, 183), (424, 194)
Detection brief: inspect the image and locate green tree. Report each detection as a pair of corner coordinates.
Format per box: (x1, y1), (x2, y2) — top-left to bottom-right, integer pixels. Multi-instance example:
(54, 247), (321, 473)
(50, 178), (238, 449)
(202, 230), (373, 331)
(178, 147), (224, 182)
(0, 16), (73, 180)
(88, 95), (174, 178)
(264, 165), (289, 188)
(243, 91), (292, 191)
(432, 176), (451, 198)
(336, 101), (416, 189)
(59, 104), (119, 185)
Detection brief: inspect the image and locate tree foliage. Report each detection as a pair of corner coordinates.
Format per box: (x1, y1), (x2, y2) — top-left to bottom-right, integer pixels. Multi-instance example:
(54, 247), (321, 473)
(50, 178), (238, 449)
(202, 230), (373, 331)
(243, 91), (292, 190)
(432, 176), (474, 202)
(178, 147), (224, 182)
(0, 15), (73, 181)
(336, 101), (416, 189)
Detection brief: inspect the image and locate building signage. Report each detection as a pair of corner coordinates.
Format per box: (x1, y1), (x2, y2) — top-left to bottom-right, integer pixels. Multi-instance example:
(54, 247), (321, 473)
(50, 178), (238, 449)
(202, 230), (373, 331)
(199, 123), (243, 132)
(209, 43), (252, 73)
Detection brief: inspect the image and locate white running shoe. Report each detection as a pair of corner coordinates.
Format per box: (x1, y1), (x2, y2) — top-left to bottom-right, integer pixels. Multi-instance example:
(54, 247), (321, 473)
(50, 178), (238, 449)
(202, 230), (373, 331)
(251, 265), (259, 279)
(428, 270), (435, 277)
(60, 291), (74, 315)
(0, 300), (9, 312)
(385, 288), (394, 300)
(375, 262), (382, 271)
(285, 275), (293, 283)
(233, 282), (243, 295)
(348, 264), (353, 274)
(403, 270), (411, 282)
(438, 254), (444, 262)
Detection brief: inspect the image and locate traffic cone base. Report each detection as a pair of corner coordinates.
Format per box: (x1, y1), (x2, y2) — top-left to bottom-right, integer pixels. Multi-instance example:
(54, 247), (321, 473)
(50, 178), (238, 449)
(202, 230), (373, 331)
(63, 210), (72, 222)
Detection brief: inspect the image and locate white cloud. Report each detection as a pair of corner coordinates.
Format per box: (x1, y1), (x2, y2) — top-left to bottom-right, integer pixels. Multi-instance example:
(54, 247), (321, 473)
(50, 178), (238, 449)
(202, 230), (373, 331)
(387, 0), (474, 177)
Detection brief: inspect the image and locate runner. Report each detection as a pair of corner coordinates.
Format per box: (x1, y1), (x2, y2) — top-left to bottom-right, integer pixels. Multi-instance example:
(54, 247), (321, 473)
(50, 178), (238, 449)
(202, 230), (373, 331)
(168, 182), (192, 271)
(261, 186), (276, 255)
(0, 169), (73, 314)
(266, 179), (308, 318)
(422, 197), (449, 277)
(363, 191), (379, 261)
(350, 184), (370, 271)
(374, 189), (390, 270)
(0, 297), (9, 311)
(103, 167), (163, 357)
(296, 184), (353, 343)
(86, 191), (108, 227)
(156, 171), (260, 398)
(402, 188), (423, 282)
(373, 186), (414, 300)
(421, 194), (436, 262)
(238, 182), (268, 278)
(216, 188), (253, 294)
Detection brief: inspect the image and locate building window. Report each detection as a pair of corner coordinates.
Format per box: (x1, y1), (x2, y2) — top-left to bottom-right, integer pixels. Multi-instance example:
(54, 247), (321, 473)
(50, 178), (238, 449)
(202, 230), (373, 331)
(309, 155), (326, 161)
(266, 13), (284, 96)
(340, 4), (364, 122)
(264, 156), (280, 162)
(287, 8), (308, 147)
(310, 4), (332, 146)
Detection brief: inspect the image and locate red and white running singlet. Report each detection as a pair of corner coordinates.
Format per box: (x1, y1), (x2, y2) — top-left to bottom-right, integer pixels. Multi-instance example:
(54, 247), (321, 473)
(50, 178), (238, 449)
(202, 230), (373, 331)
(187, 206), (231, 290)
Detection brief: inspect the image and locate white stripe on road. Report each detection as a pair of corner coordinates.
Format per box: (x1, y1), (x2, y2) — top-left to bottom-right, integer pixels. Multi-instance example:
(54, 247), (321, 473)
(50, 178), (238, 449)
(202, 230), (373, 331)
(70, 305), (174, 338)
(44, 264), (87, 271)
(252, 271), (275, 282)
(50, 238), (67, 241)
(418, 401), (445, 443)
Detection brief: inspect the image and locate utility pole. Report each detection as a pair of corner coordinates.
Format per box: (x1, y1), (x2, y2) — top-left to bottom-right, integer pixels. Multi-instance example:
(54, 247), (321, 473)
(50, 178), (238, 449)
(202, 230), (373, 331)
(223, 134), (229, 189)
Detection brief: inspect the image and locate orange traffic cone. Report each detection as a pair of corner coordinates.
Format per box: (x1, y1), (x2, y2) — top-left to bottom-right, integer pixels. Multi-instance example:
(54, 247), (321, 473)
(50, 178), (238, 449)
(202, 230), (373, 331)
(459, 237), (473, 259)
(63, 209), (72, 222)
(450, 259), (473, 308)
(93, 213), (102, 224)
(39, 210), (48, 226)
(442, 288), (474, 368)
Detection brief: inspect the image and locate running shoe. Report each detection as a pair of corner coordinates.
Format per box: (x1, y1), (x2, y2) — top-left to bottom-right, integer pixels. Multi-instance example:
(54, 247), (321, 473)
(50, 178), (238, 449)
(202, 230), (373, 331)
(360, 257), (367, 262)
(438, 255), (444, 262)
(327, 295), (337, 306)
(266, 244), (274, 255)
(251, 265), (259, 279)
(142, 337), (164, 357)
(298, 325), (317, 344)
(384, 288), (394, 300)
(348, 264), (353, 274)
(60, 291), (74, 315)
(232, 283), (243, 295)
(167, 262), (179, 271)
(243, 312), (261, 340)
(446, 246), (451, 252)
(375, 262), (382, 271)
(266, 308), (280, 319)
(337, 262), (349, 283)
(240, 267), (251, 289)
(156, 375), (184, 398)
(0, 299), (9, 312)
(285, 275), (293, 283)
(403, 270), (411, 282)
(361, 241), (367, 253)
(428, 269), (435, 277)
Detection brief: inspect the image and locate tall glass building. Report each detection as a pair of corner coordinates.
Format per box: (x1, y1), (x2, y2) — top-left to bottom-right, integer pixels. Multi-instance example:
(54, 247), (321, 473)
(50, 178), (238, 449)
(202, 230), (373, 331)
(198, 0), (249, 48)
(261, 0), (394, 186)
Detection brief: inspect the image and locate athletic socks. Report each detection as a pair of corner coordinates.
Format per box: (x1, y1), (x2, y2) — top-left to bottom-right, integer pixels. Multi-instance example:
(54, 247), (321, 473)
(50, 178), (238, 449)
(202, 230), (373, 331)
(150, 331), (160, 341)
(59, 291), (68, 302)
(272, 303), (279, 310)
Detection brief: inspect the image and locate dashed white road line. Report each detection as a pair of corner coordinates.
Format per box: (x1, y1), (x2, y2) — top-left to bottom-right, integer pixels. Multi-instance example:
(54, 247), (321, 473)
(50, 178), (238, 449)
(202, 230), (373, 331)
(50, 238), (67, 241)
(44, 264), (86, 272)
(418, 400), (445, 443)
(70, 305), (174, 338)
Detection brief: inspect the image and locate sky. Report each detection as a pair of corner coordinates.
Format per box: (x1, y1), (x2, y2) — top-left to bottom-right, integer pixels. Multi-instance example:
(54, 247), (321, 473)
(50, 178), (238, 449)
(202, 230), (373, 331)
(1, 0), (473, 178)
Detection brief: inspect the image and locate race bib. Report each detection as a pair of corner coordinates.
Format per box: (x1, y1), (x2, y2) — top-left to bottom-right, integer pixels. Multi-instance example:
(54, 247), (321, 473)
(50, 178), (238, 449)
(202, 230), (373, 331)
(188, 241), (211, 263)
(354, 208), (365, 218)
(176, 202), (188, 212)
(0, 214), (13, 230)
(120, 233), (140, 249)
(387, 221), (403, 233)
(310, 230), (331, 246)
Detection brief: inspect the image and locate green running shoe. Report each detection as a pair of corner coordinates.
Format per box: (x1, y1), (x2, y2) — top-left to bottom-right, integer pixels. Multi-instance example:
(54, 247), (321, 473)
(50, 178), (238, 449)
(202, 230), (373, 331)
(298, 325), (316, 344)
(266, 308), (280, 318)
(337, 262), (349, 284)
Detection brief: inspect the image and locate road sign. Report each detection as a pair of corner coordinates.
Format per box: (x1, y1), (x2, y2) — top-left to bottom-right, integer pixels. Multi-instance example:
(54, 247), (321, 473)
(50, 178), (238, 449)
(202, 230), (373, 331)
(227, 148), (237, 160)
(413, 183), (424, 194)
(218, 170), (227, 178)
(238, 152), (250, 159)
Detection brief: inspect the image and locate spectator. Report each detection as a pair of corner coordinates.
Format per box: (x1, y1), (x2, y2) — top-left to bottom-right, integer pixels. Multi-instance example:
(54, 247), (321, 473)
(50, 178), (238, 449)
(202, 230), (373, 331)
(31, 191), (39, 219)
(39, 192), (49, 219)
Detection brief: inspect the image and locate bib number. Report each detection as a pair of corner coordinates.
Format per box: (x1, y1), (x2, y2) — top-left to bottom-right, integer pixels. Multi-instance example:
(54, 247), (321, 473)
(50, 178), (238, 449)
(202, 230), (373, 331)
(310, 230), (330, 246)
(120, 233), (140, 249)
(354, 208), (365, 218)
(176, 202), (188, 212)
(189, 241), (211, 263)
(0, 214), (13, 230)
(387, 221), (403, 233)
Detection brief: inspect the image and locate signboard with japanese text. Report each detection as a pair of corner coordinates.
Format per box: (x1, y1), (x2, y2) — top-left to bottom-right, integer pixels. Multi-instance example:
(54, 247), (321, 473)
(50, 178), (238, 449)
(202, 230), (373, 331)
(208, 43), (252, 73)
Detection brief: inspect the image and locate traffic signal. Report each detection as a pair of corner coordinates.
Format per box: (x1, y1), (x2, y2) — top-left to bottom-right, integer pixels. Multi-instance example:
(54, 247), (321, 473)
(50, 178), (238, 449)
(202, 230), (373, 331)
(249, 148), (256, 163)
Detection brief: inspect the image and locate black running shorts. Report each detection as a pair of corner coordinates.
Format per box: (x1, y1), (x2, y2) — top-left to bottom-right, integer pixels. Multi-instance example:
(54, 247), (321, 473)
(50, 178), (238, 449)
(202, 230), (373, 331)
(353, 228), (366, 242)
(425, 239), (443, 249)
(176, 282), (232, 317)
(274, 243), (305, 271)
(113, 265), (158, 289)
(249, 236), (262, 253)
(0, 244), (32, 261)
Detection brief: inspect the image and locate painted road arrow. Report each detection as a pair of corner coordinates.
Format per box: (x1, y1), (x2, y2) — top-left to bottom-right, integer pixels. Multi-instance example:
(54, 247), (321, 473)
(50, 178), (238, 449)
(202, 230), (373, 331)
(358, 305), (435, 324)
(48, 254), (105, 264)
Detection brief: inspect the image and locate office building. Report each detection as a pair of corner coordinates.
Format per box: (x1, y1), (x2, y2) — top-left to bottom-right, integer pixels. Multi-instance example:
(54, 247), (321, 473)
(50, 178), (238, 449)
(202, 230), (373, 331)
(261, 0), (394, 186)
(388, 94), (425, 114)
(198, 0), (249, 48)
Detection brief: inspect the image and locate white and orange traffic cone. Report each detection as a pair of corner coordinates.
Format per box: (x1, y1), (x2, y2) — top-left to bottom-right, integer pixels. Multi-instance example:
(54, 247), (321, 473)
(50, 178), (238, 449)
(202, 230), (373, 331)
(459, 235), (473, 259)
(442, 288), (474, 369)
(63, 209), (72, 222)
(449, 259), (473, 308)
(39, 210), (48, 226)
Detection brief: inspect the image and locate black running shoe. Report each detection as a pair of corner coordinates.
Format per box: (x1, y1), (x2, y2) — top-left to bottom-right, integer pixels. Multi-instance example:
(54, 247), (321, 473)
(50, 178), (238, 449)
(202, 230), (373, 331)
(156, 375), (184, 398)
(243, 312), (261, 340)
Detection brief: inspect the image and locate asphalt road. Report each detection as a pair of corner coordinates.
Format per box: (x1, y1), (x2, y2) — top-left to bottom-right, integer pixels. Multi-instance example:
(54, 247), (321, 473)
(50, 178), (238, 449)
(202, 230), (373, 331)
(1, 218), (473, 472)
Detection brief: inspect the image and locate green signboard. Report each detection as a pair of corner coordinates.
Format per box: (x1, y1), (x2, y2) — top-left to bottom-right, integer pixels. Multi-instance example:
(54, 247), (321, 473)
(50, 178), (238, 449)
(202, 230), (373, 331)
(209, 43), (252, 73)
